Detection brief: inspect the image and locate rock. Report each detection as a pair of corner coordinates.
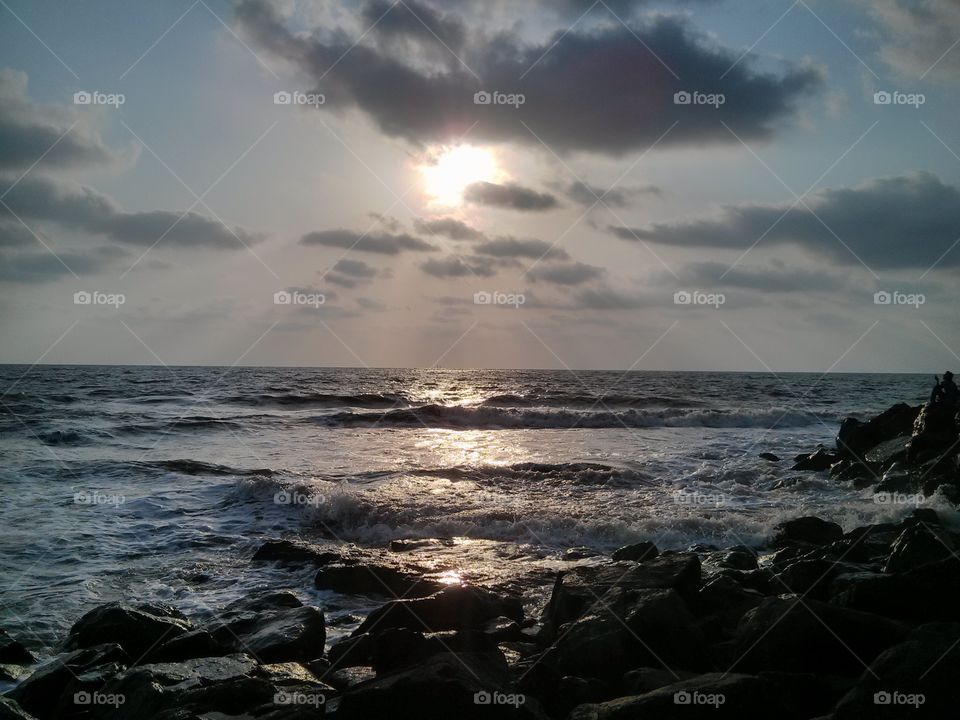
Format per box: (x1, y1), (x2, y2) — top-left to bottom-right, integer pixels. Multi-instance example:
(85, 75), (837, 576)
(553, 676), (616, 718)
(693, 575), (763, 642)
(837, 404), (920, 461)
(830, 559), (960, 623)
(833, 622), (960, 719)
(6, 644), (130, 719)
(252, 539), (344, 565)
(540, 555), (701, 641)
(706, 547), (758, 572)
(733, 596), (908, 676)
(328, 633), (375, 669)
(389, 538), (454, 552)
(567, 673), (799, 720)
(353, 585), (523, 636)
(864, 436), (911, 465)
(322, 665), (375, 691)
(908, 402), (958, 463)
(884, 523), (956, 573)
(63, 603), (193, 662)
(336, 651), (541, 720)
(212, 604), (326, 664)
(771, 558), (860, 601)
(149, 628), (233, 663)
(771, 516), (843, 547)
(314, 563), (444, 598)
(610, 541), (659, 563)
(758, 452), (780, 462)
(758, 671), (853, 720)
(543, 588), (706, 677)
(874, 469), (916, 494)
(621, 667), (697, 694)
(0, 698), (36, 720)
(563, 547), (603, 561)
(0, 629), (34, 666)
(791, 447), (839, 471)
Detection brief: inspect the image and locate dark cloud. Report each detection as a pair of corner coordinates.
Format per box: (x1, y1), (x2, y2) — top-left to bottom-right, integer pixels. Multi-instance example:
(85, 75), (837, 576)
(561, 180), (662, 208)
(235, 3), (820, 153)
(301, 229), (437, 254)
(0, 246), (122, 283)
(573, 286), (651, 309)
(420, 255), (498, 278)
(611, 172), (960, 270)
(362, 0), (466, 53)
(527, 261), (605, 285)
(464, 181), (559, 211)
(474, 236), (568, 260)
(413, 216), (486, 241)
(679, 261), (848, 293)
(0, 222), (34, 248)
(0, 175), (263, 249)
(332, 258), (378, 278)
(0, 69), (128, 172)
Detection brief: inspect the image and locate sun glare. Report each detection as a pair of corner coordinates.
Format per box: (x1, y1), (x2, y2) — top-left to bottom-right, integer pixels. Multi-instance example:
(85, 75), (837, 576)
(420, 145), (500, 206)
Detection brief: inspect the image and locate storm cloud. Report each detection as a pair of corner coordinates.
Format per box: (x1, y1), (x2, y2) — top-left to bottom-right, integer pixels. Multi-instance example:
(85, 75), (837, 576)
(464, 181), (559, 211)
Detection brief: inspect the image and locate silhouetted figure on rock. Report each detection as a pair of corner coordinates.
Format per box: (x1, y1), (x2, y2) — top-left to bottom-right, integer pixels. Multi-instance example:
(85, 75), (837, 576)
(929, 371), (959, 407)
(909, 372), (960, 463)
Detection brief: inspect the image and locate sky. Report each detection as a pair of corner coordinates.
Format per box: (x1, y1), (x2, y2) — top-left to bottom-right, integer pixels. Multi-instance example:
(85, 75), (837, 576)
(1, 0), (960, 371)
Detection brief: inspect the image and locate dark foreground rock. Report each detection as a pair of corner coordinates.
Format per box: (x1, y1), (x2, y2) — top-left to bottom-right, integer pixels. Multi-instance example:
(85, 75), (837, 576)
(63, 603), (193, 662)
(771, 516), (843, 546)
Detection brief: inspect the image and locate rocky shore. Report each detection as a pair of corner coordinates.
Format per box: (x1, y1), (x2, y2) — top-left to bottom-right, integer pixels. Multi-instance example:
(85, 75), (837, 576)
(2, 399), (959, 719)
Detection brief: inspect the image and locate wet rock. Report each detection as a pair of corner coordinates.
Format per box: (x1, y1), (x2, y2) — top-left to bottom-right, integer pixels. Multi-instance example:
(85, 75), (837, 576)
(706, 547), (758, 572)
(314, 563), (444, 598)
(874, 469), (916, 494)
(149, 628), (233, 663)
(771, 558), (861, 601)
(693, 575), (763, 641)
(837, 403), (920, 461)
(908, 402), (958, 463)
(865, 436), (911, 465)
(758, 671), (853, 720)
(63, 603), (193, 662)
(6, 644), (130, 719)
(563, 547), (602, 561)
(389, 538), (454, 552)
(0, 629), (34, 666)
(568, 673), (799, 720)
(830, 559), (960, 623)
(253, 539), (344, 565)
(0, 698), (36, 720)
(884, 523), (956, 573)
(771, 516), (843, 547)
(553, 676), (616, 717)
(791, 447), (839, 471)
(353, 585), (523, 636)
(621, 667), (696, 694)
(611, 541), (659, 563)
(734, 597), (908, 676)
(212, 604), (326, 664)
(758, 452), (780, 462)
(322, 665), (375, 692)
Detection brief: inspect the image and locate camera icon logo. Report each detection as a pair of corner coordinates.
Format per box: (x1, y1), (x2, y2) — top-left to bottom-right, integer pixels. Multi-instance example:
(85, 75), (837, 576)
(673, 91), (691, 105)
(873, 691), (891, 705)
(474, 291), (492, 305)
(274, 91), (292, 105)
(674, 290), (692, 305)
(274, 290), (292, 305)
(274, 490), (292, 505)
(73, 91), (92, 105)
(74, 290), (92, 305)
(474, 91), (492, 105)
(874, 91), (892, 105)
(873, 290), (892, 305)
(673, 691), (692, 705)
(473, 691), (491, 705)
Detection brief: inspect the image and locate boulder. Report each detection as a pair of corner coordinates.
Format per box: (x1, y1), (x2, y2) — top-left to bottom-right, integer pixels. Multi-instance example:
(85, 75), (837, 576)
(148, 628), (233, 663)
(830, 559), (960, 623)
(328, 633), (375, 669)
(252, 539), (344, 565)
(758, 452), (780, 462)
(353, 585), (523, 637)
(567, 673), (799, 720)
(836, 404), (920, 460)
(884, 523), (956, 573)
(908, 402), (958, 463)
(733, 597), (908, 676)
(563, 547), (603, 561)
(0, 698), (36, 720)
(621, 667), (697, 694)
(63, 603), (193, 662)
(833, 622), (960, 719)
(771, 516), (843, 547)
(314, 563), (444, 598)
(211, 604), (326, 664)
(693, 575), (763, 641)
(611, 541), (659, 563)
(771, 558), (862, 601)
(0, 629), (34, 666)
(706, 547), (758, 572)
(791, 448), (839, 471)
(758, 671), (853, 720)
(389, 538), (454, 552)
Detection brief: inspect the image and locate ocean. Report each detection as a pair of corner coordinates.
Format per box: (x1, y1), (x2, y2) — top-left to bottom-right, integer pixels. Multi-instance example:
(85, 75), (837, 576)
(0, 366), (953, 654)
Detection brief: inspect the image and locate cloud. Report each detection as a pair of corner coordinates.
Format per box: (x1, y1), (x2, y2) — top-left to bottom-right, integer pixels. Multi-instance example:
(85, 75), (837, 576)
(362, 0), (466, 54)
(474, 236), (568, 260)
(464, 181), (559, 211)
(560, 180), (662, 208)
(611, 172), (960, 270)
(677, 261), (849, 293)
(235, 3), (821, 153)
(332, 258), (378, 278)
(573, 286), (651, 310)
(420, 255), (498, 278)
(0, 246), (124, 283)
(301, 228), (437, 254)
(0, 175), (263, 250)
(413, 216), (486, 241)
(527, 261), (605, 285)
(0, 69), (129, 172)
(0, 222), (34, 248)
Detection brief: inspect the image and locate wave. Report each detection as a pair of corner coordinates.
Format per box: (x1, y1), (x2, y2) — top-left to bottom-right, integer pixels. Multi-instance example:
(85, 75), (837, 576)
(315, 404), (824, 430)
(479, 393), (702, 409)
(223, 392), (411, 409)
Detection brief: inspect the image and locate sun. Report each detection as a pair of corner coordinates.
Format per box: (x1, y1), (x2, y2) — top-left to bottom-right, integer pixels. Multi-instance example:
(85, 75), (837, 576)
(420, 145), (501, 206)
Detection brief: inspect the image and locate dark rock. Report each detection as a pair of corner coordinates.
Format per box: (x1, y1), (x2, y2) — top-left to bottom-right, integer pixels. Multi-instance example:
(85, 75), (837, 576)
(0, 664), (29, 684)
(758, 671), (853, 719)
(791, 447), (839, 471)
(874, 469), (917, 494)
(314, 563), (444, 598)
(865, 436), (911, 465)
(322, 665), (376, 691)
(693, 575), (763, 641)
(884, 523), (956, 573)
(482, 616), (524, 642)
(758, 452), (780, 462)
(621, 667), (696, 694)
(771, 558), (858, 601)
(837, 404), (920, 461)
(908, 401), (958, 463)
(718, 568), (773, 595)
(733, 596), (908, 676)
(6, 644), (130, 719)
(554, 676), (616, 717)
(567, 673), (799, 720)
(830, 559), (960, 623)
(833, 622), (960, 720)
(211, 603), (326, 663)
(354, 585), (524, 636)
(563, 547), (603, 561)
(253, 539), (344, 565)
(611, 541), (659, 563)
(771, 516), (843, 547)
(0, 629), (34, 666)
(328, 633), (375, 669)
(0, 698), (36, 720)
(148, 628), (233, 663)
(706, 547), (758, 572)
(63, 603), (193, 662)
